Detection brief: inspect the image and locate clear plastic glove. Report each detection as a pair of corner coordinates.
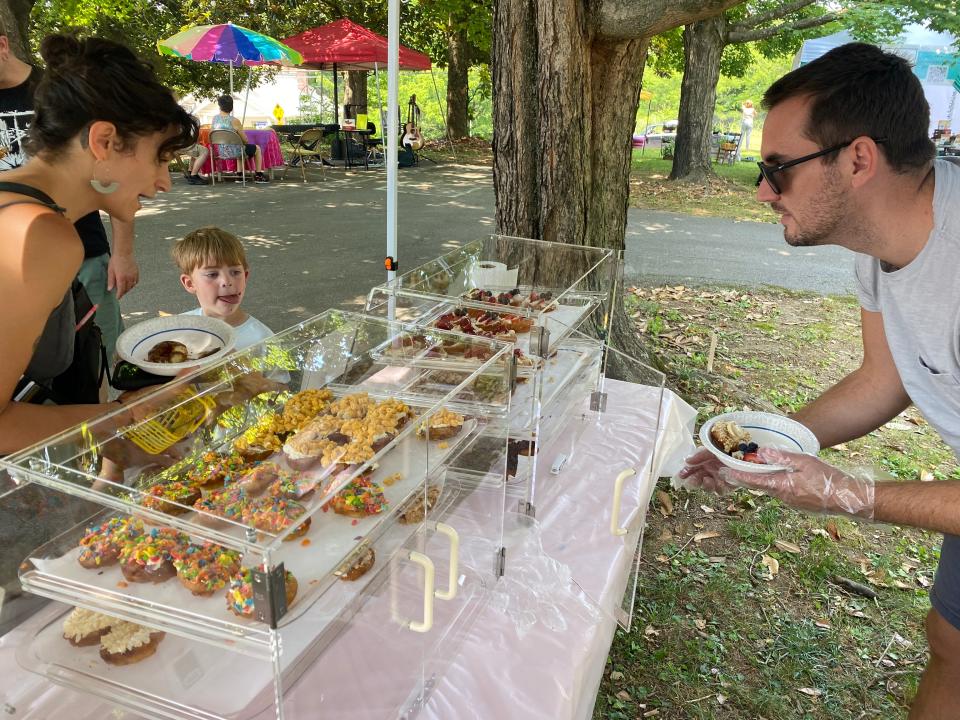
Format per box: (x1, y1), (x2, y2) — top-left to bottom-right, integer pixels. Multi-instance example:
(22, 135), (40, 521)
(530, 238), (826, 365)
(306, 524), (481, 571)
(674, 447), (737, 495)
(677, 447), (877, 519)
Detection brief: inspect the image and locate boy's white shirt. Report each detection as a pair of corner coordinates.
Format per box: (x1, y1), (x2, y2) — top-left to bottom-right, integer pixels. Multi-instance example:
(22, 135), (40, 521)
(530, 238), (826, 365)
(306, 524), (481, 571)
(182, 307), (274, 350)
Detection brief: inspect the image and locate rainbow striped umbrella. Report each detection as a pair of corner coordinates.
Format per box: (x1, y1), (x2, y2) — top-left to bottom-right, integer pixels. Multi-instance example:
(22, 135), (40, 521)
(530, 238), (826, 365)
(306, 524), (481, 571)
(158, 23), (302, 93)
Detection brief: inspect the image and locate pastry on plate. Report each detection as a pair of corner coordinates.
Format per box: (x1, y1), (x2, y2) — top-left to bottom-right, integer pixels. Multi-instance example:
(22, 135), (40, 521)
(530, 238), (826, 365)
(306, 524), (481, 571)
(119, 528), (190, 584)
(139, 481), (201, 516)
(77, 516), (144, 569)
(147, 340), (188, 364)
(327, 476), (388, 518)
(397, 485), (442, 525)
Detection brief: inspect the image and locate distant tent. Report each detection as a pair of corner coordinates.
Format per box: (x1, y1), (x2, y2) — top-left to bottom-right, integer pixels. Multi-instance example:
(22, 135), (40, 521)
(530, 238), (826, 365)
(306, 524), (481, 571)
(284, 18), (432, 124)
(798, 25), (959, 134)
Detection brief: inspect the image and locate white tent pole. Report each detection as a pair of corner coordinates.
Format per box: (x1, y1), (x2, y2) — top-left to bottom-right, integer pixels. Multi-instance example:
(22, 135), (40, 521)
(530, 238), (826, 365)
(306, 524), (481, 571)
(241, 66), (251, 126)
(386, 0), (399, 312)
(374, 62), (385, 136)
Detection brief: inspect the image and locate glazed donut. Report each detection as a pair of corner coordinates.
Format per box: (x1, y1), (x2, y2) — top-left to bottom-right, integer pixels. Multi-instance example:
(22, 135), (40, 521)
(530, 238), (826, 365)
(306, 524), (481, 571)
(139, 481), (201, 516)
(226, 567), (298, 618)
(236, 462), (285, 496)
(119, 528), (190, 584)
(172, 542), (242, 596)
(77, 516), (144, 569)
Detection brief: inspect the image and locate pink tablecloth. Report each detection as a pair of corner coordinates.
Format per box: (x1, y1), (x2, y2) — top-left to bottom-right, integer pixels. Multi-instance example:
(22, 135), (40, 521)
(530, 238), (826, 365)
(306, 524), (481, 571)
(199, 128), (284, 174)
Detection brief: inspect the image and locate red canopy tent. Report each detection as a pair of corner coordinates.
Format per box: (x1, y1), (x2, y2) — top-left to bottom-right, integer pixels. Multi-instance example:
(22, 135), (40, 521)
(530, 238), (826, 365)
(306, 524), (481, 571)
(283, 18), (432, 123)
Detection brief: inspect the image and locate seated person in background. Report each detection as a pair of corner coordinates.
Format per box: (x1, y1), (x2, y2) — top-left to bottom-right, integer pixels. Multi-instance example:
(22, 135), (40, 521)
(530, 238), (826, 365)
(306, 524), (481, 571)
(173, 226), (273, 349)
(211, 95), (269, 184)
(184, 140), (210, 185)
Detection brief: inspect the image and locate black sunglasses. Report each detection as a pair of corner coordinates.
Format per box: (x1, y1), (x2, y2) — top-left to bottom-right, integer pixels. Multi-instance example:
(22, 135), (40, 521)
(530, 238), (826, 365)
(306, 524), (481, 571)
(756, 137), (886, 194)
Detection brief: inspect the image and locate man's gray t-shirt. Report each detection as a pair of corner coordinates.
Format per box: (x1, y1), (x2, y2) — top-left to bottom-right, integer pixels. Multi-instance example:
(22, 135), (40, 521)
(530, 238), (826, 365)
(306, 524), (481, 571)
(855, 158), (960, 459)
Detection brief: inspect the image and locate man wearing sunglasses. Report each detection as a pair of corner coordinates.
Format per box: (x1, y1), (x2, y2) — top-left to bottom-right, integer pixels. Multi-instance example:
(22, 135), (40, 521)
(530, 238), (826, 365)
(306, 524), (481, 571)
(679, 42), (960, 719)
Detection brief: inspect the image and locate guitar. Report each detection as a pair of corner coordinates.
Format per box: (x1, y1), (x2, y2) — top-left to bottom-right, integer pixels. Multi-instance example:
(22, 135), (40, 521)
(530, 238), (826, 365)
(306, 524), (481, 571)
(401, 94), (424, 151)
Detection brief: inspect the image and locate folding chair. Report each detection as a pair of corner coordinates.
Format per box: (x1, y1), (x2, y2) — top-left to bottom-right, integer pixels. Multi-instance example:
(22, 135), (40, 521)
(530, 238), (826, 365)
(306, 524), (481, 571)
(715, 132), (742, 165)
(283, 127), (328, 182)
(208, 128), (247, 187)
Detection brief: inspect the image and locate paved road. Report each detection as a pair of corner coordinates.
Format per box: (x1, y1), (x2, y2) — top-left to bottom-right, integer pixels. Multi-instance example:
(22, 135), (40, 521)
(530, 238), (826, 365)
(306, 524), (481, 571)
(114, 164), (857, 333)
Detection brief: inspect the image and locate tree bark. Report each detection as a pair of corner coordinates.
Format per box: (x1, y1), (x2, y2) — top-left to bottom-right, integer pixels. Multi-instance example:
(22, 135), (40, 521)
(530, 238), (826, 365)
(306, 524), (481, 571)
(343, 70), (368, 119)
(492, 0), (738, 376)
(446, 23), (470, 139)
(0, 0), (33, 60)
(669, 15), (725, 182)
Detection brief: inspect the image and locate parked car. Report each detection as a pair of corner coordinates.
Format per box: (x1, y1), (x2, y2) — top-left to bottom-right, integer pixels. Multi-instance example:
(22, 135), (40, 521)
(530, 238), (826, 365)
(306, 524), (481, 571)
(636, 120), (678, 150)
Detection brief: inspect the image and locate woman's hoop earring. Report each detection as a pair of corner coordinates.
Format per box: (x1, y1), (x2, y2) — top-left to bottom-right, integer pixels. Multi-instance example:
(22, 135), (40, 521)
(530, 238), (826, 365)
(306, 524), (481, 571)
(90, 162), (119, 194)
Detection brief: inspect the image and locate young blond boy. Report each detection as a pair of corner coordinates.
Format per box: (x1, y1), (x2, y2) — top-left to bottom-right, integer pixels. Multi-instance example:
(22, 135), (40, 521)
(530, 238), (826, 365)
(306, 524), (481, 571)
(172, 227), (273, 349)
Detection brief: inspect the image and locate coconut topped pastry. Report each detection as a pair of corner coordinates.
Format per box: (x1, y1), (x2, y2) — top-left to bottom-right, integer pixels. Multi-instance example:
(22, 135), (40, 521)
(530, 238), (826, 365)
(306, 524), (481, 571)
(709, 420), (763, 462)
(62, 608), (114, 646)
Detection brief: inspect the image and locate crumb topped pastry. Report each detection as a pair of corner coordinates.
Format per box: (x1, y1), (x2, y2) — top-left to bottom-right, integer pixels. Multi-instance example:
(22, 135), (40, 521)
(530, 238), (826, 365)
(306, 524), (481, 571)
(119, 528), (190, 584)
(99, 621), (165, 665)
(78, 516), (144, 569)
(172, 542), (242, 596)
(226, 567), (298, 618)
(709, 420), (752, 454)
(398, 485), (442, 525)
(336, 547), (376, 582)
(139, 481), (202, 516)
(327, 476), (388, 518)
(62, 608), (114, 647)
(416, 409), (465, 441)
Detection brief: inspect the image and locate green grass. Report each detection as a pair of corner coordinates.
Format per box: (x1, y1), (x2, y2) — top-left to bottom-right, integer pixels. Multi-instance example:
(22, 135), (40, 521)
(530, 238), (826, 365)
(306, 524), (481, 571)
(595, 284), (948, 719)
(628, 153), (778, 223)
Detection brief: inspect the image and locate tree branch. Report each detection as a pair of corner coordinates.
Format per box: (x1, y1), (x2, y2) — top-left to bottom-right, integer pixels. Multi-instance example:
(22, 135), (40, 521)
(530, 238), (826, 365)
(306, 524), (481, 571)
(729, 12), (839, 44)
(595, 0), (743, 40)
(729, 0), (819, 32)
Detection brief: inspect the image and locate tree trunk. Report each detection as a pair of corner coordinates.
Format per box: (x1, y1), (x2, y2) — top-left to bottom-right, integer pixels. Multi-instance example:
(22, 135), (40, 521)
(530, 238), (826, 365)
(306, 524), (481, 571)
(343, 70), (368, 119)
(446, 23), (470, 140)
(669, 15), (725, 182)
(493, 0), (663, 372)
(0, 0), (33, 60)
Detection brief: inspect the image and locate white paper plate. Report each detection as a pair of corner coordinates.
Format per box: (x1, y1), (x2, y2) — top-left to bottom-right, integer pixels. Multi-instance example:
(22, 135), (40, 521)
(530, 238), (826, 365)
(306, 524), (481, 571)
(116, 315), (236, 376)
(698, 411), (819, 474)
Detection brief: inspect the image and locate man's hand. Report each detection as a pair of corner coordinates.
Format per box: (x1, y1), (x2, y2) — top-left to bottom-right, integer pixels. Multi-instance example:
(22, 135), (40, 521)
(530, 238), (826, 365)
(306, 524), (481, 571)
(676, 447), (738, 495)
(107, 251), (139, 300)
(717, 448), (876, 519)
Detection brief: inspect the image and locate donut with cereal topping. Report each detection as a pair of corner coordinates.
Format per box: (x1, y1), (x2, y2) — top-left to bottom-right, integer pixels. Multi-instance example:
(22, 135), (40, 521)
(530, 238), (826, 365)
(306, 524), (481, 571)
(119, 528), (190, 583)
(242, 496), (312, 540)
(172, 542), (242, 596)
(189, 451), (251, 489)
(226, 567), (298, 618)
(327, 476), (388, 518)
(139, 481), (201, 516)
(78, 516), (144, 569)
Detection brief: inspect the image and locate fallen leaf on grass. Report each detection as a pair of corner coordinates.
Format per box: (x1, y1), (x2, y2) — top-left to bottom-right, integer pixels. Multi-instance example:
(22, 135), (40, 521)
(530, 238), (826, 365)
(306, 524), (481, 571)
(656, 489), (674, 516)
(700, 504), (715, 514)
(825, 519), (841, 541)
(693, 531), (721, 543)
(798, 687), (823, 698)
(643, 711), (660, 718)
(716, 694), (727, 705)
(658, 529), (674, 542)
(774, 540), (802, 554)
(609, 670), (624, 681)
(809, 528), (831, 539)
(761, 554), (780, 579)
(644, 625), (660, 638)
(694, 617), (707, 631)
(920, 468), (935, 482)
(615, 690), (632, 701)
(656, 554), (669, 563)
(814, 620), (831, 629)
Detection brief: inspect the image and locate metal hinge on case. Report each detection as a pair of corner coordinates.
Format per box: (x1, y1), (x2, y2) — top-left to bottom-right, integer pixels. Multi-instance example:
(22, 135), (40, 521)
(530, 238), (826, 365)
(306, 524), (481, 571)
(508, 350), (518, 391)
(252, 563), (288, 628)
(590, 391), (608, 412)
(494, 546), (507, 577)
(516, 499), (536, 518)
(530, 326), (550, 357)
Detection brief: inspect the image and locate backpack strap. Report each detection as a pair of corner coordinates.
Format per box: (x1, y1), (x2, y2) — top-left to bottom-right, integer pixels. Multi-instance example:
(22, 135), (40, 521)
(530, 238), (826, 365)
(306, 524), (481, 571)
(0, 181), (67, 214)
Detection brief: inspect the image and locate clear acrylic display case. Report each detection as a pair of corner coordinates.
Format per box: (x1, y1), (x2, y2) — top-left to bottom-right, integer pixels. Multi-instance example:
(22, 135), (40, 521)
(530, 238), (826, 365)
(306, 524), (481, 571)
(365, 234), (617, 358)
(366, 236), (618, 520)
(1, 310), (515, 720)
